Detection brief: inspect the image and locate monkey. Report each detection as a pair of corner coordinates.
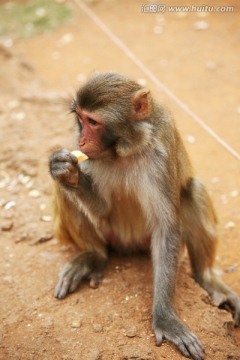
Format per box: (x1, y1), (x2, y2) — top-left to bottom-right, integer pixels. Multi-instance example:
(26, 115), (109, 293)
(49, 72), (240, 360)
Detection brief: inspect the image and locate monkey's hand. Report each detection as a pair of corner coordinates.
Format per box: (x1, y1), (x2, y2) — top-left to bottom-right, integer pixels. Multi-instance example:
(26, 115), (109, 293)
(54, 251), (107, 299)
(153, 314), (204, 360)
(49, 149), (79, 186)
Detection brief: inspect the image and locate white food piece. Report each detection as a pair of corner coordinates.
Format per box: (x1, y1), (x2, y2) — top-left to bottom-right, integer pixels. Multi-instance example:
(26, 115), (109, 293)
(71, 150), (88, 162)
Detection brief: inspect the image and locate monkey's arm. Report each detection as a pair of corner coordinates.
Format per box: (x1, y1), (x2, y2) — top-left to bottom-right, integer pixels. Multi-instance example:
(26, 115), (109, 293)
(49, 149), (108, 299)
(49, 148), (108, 216)
(151, 203), (204, 360)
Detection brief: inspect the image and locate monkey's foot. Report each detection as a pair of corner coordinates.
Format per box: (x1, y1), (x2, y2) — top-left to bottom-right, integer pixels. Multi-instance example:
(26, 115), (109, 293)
(215, 293), (240, 327)
(54, 251), (107, 299)
(153, 316), (204, 360)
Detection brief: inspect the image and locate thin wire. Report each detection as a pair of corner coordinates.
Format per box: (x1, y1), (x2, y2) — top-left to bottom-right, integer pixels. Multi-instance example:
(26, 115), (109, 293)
(73, 0), (240, 161)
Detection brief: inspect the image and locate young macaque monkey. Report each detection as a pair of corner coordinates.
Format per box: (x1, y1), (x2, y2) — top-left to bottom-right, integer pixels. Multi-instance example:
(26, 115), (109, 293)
(49, 72), (240, 360)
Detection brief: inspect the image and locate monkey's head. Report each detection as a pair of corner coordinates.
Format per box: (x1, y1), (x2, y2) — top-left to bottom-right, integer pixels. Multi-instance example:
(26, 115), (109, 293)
(71, 72), (155, 159)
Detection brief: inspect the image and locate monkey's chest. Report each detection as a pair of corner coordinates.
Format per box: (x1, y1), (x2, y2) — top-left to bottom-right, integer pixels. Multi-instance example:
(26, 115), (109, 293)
(102, 191), (150, 250)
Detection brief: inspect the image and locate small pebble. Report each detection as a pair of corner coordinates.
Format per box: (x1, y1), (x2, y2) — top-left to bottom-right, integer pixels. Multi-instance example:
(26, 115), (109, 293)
(11, 112), (26, 121)
(3, 275), (13, 283)
(41, 215), (52, 222)
(125, 325), (137, 338)
(5, 201), (16, 210)
(71, 320), (82, 328)
(7, 100), (20, 109)
(0, 198), (7, 207)
(15, 232), (29, 243)
(18, 174), (31, 185)
(40, 203), (47, 211)
(31, 233), (54, 245)
(35, 7), (46, 17)
(225, 265), (239, 273)
(206, 61), (218, 70)
(137, 78), (147, 87)
(2, 38), (13, 48)
(193, 20), (209, 30)
(92, 324), (103, 332)
(224, 221), (235, 230)
(1, 221), (14, 231)
(186, 135), (196, 144)
(29, 189), (40, 198)
(57, 33), (74, 47)
(20, 165), (37, 177)
(230, 190), (238, 198)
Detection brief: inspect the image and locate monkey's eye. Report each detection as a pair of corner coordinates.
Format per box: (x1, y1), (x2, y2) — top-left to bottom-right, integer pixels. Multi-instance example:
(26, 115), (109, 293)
(87, 118), (98, 126)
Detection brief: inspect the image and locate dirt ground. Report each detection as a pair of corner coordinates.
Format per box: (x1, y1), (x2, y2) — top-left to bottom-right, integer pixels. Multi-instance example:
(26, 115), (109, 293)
(0, 1), (240, 359)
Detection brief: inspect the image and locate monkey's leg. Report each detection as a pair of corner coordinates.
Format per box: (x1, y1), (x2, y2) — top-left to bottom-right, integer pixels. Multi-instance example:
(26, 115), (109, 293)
(53, 185), (108, 299)
(182, 178), (240, 326)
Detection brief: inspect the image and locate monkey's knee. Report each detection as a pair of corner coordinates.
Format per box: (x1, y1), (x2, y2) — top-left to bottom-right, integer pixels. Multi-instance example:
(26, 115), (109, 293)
(54, 251), (108, 299)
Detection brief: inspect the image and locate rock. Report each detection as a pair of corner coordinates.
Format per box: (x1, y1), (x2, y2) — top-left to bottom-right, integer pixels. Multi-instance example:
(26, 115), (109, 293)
(206, 61), (218, 70)
(20, 164), (38, 177)
(125, 325), (137, 338)
(3, 275), (13, 283)
(230, 190), (239, 197)
(193, 20), (209, 30)
(4, 201), (16, 210)
(225, 265), (239, 273)
(18, 174), (31, 185)
(7, 100), (20, 109)
(71, 320), (82, 328)
(224, 221), (235, 230)
(15, 232), (30, 243)
(92, 323), (103, 332)
(28, 189), (41, 198)
(1, 221), (14, 231)
(11, 112), (26, 121)
(31, 233), (54, 245)
(185, 135), (196, 144)
(40, 215), (52, 222)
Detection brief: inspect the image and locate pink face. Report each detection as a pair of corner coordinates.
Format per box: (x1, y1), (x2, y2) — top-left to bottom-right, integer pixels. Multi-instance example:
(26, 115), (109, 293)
(76, 107), (106, 158)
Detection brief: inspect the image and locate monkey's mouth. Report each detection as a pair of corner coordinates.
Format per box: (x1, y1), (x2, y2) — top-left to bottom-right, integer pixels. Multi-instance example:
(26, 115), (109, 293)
(80, 145), (115, 160)
(80, 148), (111, 160)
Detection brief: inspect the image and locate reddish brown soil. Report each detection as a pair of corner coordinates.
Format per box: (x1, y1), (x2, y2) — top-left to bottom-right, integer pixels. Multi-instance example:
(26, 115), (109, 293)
(0, 1), (240, 359)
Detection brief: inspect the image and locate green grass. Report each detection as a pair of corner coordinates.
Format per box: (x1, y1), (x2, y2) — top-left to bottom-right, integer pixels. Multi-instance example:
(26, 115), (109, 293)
(0, 0), (73, 39)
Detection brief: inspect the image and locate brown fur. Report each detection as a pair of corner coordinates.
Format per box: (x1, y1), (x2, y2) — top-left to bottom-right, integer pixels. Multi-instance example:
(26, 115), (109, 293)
(49, 72), (240, 359)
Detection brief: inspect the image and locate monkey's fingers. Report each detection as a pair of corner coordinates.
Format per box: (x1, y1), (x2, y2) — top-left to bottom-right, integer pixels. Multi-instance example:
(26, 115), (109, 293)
(154, 319), (204, 360)
(155, 330), (163, 346)
(54, 261), (89, 299)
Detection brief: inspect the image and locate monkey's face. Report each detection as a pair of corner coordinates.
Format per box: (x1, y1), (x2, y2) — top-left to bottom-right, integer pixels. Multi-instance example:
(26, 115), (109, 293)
(71, 72), (153, 159)
(75, 107), (117, 159)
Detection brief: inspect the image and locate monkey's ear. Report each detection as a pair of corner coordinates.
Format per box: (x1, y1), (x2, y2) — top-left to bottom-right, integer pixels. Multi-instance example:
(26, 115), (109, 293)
(132, 89), (150, 120)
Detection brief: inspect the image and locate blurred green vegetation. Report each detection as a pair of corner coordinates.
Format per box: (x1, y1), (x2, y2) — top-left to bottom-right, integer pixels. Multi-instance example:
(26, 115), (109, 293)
(0, 0), (73, 39)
